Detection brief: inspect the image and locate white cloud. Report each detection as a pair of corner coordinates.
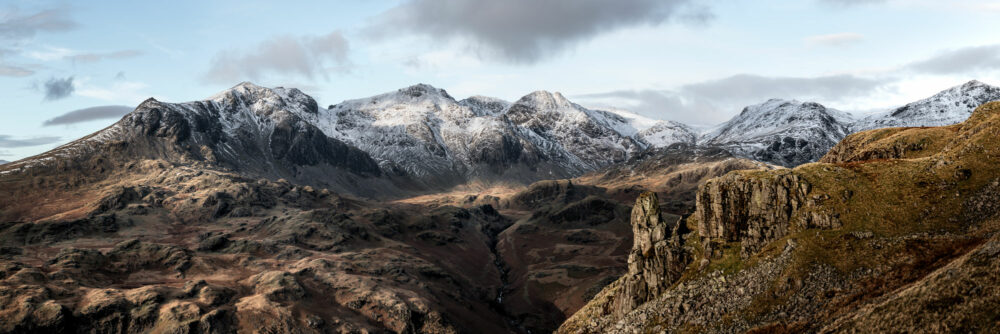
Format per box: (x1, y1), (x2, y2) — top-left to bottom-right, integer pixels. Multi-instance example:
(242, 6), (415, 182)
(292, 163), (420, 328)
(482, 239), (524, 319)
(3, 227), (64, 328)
(75, 79), (151, 104)
(202, 31), (351, 84)
(804, 33), (865, 47)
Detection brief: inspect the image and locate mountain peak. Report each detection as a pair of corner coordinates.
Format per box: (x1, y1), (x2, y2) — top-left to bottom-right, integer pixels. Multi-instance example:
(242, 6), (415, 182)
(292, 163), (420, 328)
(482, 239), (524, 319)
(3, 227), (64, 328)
(207, 82), (319, 115)
(398, 83), (453, 100)
(961, 79), (987, 89)
(931, 80), (998, 97)
(515, 90), (573, 111)
(855, 79), (1000, 131)
(233, 81), (264, 89)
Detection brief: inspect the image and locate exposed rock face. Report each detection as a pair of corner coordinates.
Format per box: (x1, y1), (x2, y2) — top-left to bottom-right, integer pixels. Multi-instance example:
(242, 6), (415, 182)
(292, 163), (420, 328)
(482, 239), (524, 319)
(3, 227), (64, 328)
(611, 192), (688, 318)
(487, 151), (769, 333)
(695, 170), (840, 257)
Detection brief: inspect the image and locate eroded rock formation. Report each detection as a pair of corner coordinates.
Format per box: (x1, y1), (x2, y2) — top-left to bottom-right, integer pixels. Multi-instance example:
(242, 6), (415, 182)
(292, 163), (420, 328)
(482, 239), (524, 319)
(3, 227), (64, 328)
(694, 170), (840, 258)
(611, 192), (688, 318)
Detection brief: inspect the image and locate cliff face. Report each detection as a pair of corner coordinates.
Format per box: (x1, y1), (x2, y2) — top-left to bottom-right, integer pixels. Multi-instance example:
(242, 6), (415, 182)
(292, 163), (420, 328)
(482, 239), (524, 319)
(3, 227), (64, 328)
(695, 170), (840, 258)
(611, 192), (688, 318)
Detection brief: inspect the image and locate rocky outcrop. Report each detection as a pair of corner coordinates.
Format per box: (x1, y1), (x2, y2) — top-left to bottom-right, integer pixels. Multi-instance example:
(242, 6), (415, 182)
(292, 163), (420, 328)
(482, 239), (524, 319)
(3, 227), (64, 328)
(694, 170), (840, 258)
(611, 192), (688, 318)
(819, 126), (953, 164)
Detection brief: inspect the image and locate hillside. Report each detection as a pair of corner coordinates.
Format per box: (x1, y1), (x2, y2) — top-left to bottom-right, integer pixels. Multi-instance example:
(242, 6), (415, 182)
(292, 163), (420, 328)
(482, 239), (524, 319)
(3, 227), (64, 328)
(560, 101), (1000, 333)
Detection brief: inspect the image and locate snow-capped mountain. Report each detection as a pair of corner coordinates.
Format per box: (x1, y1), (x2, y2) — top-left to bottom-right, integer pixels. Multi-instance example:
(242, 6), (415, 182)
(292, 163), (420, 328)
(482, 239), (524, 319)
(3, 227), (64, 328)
(4, 83), (656, 197)
(698, 99), (855, 167)
(599, 108), (698, 147)
(694, 81), (1000, 167)
(7, 80), (1000, 194)
(2, 82), (391, 195)
(853, 80), (1000, 131)
(297, 84), (649, 186)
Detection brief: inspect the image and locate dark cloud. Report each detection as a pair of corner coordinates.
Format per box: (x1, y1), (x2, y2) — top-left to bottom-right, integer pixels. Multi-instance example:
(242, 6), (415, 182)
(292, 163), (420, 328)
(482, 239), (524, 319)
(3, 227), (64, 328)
(42, 76), (74, 100)
(202, 31), (351, 84)
(908, 44), (1000, 75)
(68, 50), (143, 63)
(43, 105), (133, 126)
(0, 135), (61, 148)
(367, 0), (712, 64)
(0, 8), (77, 40)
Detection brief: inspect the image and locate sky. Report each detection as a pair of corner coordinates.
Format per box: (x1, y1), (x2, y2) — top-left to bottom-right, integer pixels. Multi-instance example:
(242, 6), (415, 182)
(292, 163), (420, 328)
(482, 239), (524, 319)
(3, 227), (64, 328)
(1, 0), (999, 161)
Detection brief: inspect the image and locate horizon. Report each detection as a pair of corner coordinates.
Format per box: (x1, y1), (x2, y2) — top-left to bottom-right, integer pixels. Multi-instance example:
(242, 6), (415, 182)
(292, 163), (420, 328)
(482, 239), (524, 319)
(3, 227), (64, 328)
(2, 0), (999, 161)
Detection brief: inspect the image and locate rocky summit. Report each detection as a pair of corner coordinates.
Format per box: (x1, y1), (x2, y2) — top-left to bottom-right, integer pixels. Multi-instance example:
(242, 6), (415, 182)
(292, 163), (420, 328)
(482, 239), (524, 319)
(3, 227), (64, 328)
(2, 81), (1000, 334)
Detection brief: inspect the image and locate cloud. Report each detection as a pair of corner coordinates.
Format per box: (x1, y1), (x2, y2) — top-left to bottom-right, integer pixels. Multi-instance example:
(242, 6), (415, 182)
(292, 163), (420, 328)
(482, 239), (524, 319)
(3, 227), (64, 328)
(576, 74), (894, 124)
(819, 0), (886, 6)
(25, 46), (144, 63)
(0, 135), (61, 148)
(42, 76), (74, 100)
(804, 33), (864, 47)
(908, 44), (1000, 75)
(0, 8), (77, 40)
(367, 0), (712, 64)
(575, 89), (720, 124)
(202, 31), (351, 84)
(43, 105), (133, 126)
(681, 74), (889, 103)
(0, 64), (33, 77)
(75, 80), (149, 103)
(69, 49), (144, 63)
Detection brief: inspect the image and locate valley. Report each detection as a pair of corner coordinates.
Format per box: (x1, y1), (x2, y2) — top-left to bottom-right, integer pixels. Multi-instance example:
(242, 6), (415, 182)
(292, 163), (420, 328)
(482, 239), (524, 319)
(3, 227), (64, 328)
(1, 81), (999, 333)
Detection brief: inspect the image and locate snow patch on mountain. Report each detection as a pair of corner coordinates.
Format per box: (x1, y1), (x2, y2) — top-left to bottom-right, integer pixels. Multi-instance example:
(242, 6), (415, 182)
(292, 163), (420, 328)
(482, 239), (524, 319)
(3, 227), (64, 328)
(698, 99), (854, 167)
(853, 80), (1000, 131)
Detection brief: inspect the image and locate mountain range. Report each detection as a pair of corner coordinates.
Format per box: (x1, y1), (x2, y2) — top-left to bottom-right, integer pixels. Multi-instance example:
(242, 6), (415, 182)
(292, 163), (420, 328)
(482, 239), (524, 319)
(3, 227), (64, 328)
(1, 80), (999, 333)
(5, 80), (998, 199)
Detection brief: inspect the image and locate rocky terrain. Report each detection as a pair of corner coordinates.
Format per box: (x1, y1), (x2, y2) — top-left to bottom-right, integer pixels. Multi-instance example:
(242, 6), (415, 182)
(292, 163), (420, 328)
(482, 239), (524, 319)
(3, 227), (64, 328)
(559, 101), (1000, 333)
(388, 144), (771, 333)
(2, 80), (999, 333)
(0, 84), (770, 333)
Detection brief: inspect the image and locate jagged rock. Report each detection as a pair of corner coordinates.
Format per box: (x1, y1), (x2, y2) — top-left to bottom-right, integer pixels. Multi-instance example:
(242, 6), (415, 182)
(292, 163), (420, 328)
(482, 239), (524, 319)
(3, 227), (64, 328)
(611, 192), (688, 318)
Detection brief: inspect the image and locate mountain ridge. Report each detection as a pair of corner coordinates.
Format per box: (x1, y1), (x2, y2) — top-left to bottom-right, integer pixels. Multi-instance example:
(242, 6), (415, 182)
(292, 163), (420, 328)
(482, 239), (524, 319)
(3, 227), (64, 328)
(5, 80), (999, 193)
